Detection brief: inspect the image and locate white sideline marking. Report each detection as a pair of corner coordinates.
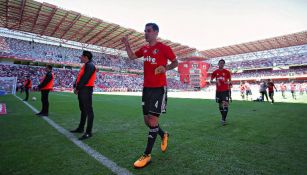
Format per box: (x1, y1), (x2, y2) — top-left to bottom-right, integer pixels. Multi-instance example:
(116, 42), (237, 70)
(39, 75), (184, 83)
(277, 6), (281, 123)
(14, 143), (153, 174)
(14, 95), (133, 175)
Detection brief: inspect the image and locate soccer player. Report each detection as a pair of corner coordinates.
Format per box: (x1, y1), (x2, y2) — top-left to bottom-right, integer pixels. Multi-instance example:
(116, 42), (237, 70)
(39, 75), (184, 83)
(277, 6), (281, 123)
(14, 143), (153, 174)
(122, 23), (178, 168)
(244, 81), (252, 100)
(240, 82), (245, 100)
(290, 81), (296, 100)
(299, 83), (304, 95)
(280, 82), (287, 99)
(70, 51), (96, 140)
(259, 80), (268, 102)
(267, 79), (277, 103)
(36, 65), (54, 117)
(210, 59), (231, 126)
(23, 75), (32, 101)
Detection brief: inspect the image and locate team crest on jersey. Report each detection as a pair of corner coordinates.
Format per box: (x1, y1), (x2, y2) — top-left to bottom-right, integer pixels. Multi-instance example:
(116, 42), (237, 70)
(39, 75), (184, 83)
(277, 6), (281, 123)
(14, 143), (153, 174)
(153, 49), (159, 54)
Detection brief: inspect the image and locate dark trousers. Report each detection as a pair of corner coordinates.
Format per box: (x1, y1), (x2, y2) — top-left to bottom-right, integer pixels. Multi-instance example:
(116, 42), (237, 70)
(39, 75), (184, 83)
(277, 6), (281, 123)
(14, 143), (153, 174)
(77, 87), (94, 134)
(24, 88), (29, 100)
(260, 91), (268, 101)
(40, 90), (50, 114)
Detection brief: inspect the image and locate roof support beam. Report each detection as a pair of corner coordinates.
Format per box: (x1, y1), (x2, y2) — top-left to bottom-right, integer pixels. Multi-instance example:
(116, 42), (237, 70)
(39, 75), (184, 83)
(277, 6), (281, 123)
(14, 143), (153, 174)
(17, 0), (26, 29)
(77, 20), (102, 42)
(102, 30), (127, 46)
(41, 7), (57, 35)
(50, 11), (69, 36)
(94, 25), (120, 46)
(59, 13), (81, 38)
(108, 30), (135, 48)
(30, 3), (43, 32)
(5, 0), (9, 28)
(67, 18), (93, 41)
(84, 23), (113, 44)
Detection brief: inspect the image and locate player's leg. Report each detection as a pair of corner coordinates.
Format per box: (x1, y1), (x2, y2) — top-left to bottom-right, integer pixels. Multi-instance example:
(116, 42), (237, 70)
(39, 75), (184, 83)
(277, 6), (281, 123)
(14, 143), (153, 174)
(220, 91), (229, 125)
(264, 91), (269, 101)
(261, 92), (264, 101)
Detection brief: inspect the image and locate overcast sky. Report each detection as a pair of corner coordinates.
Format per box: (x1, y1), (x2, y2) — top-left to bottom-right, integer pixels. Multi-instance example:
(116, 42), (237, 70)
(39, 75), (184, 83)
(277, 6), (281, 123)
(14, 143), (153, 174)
(37, 0), (307, 50)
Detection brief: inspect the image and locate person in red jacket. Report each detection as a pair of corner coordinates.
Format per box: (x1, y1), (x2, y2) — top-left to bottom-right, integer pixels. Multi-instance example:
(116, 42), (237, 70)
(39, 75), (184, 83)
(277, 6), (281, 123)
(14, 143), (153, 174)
(122, 23), (178, 168)
(267, 79), (277, 103)
(36, 65), (54, 116)
(23, 75), (32, 101)
(210, 59), (232, 125)
(70, 51), (96, 140)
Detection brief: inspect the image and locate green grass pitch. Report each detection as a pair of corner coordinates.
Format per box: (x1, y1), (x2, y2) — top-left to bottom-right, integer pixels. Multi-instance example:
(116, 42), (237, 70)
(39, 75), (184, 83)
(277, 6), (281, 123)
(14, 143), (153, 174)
(1, 92), (307, 175)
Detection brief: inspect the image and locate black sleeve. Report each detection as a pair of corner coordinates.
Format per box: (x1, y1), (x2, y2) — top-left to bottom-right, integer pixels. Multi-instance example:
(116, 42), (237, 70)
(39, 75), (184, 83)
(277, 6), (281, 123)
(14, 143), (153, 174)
(38, 72), (52, 89)
(76, 62), (96, 90)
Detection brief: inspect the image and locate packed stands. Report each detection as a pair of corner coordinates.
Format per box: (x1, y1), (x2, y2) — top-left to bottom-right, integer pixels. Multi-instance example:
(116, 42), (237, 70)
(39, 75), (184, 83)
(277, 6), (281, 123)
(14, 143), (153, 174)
(0, 64), (187, 92)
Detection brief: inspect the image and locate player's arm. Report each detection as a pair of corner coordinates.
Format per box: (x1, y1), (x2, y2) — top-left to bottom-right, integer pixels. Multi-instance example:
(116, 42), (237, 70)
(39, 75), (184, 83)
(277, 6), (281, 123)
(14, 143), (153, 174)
(121, 36), (138, 60)
(155, 59), (178, 75)
(166, 59), (178, 71)
(228, 72), (232, 85)
(210, 72), (216, 84)
(155, 46), (178, 74)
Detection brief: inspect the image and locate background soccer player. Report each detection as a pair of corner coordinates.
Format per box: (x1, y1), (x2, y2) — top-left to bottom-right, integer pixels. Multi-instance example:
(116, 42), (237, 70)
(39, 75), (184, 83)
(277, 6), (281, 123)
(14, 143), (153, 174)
(122, 23), (178, 168)
(244, 81), (252, 100)
(240, 82), (245, 100)
(210, 59), (232, 125)
(290, 81), (296, 100)
(280, 82), (287, 99)
(267, 79), (277, 103)
(70, 51), (96, 140)
(259, 80), (269, 102)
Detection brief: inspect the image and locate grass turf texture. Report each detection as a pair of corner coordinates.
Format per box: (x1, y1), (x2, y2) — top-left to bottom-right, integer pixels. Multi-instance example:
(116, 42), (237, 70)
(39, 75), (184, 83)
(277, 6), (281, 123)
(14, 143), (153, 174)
(1, 92), (307, 175)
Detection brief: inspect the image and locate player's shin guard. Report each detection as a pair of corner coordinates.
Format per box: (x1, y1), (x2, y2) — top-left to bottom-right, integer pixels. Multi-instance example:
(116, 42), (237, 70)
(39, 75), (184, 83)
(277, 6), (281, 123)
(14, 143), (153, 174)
(158, 125), (165, 138)
(144, 126), (158, 155)
(222, 107), (228, 121)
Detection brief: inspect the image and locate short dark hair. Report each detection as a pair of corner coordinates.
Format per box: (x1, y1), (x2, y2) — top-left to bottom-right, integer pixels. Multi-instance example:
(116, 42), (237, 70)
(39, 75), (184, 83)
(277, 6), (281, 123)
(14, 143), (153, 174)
(145, 23), (159, 32)
(47, 65), (52, 70)
(218, 59), (225, 64)
(82, 50), (93, 60)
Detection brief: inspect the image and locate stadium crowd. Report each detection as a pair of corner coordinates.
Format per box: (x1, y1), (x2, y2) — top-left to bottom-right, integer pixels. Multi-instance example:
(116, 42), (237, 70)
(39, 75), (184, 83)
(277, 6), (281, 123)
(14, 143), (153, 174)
(0, 64), (187, 92)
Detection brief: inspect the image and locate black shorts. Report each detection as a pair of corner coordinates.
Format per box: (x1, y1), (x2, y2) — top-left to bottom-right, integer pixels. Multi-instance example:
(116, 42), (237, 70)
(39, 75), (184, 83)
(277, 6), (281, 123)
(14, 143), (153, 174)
(142, 87), (167, 117)
(246, 90), (252, 95)
(269, 91), (274, 97)
(216, 90), (230, 103)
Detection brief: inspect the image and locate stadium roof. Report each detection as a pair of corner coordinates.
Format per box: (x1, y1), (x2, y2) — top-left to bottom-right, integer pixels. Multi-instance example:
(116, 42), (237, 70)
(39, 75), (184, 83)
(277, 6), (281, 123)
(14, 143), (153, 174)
(200, 31), (307, 59)
(0, 0), (196, 57)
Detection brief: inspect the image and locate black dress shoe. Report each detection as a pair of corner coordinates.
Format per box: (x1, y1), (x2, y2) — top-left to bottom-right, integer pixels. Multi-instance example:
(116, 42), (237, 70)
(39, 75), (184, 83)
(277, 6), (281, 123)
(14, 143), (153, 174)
(79, 133), (92, 140)
(70, 128), (84, 133)
(38, 113), (48, 117)
(35, 112), (42, 115)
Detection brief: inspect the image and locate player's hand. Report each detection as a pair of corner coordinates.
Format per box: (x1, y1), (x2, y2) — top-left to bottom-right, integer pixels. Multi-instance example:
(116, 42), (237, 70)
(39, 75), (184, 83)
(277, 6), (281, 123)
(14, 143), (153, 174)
(155, 66), (166, 75)
(121, 35), (129, 45)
